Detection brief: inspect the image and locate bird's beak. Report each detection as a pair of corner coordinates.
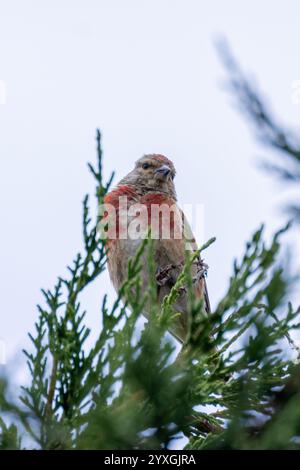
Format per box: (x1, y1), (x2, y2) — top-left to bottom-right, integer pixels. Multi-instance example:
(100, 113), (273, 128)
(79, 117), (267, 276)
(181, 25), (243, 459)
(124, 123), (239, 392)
(154, 164), (171, 180)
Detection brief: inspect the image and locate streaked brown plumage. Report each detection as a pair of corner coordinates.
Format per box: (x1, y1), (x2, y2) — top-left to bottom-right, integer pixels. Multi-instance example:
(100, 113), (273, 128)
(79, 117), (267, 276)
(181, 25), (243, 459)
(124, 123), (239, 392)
(103, 154), (210, 342)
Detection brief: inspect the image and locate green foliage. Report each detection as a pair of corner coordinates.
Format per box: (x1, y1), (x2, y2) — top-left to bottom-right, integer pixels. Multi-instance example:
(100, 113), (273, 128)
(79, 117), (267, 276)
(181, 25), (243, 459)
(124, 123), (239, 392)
(0, 131), (300, 450)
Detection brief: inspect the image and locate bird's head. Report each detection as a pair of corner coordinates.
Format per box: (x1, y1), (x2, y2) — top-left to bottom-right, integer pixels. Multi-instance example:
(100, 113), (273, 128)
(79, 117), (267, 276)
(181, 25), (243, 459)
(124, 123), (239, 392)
(119, 154), (177, 199)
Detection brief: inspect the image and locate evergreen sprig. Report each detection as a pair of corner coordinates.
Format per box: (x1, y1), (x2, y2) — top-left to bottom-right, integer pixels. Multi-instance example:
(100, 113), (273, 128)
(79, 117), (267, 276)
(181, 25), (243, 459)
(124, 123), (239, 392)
(0, 131), (300, 450)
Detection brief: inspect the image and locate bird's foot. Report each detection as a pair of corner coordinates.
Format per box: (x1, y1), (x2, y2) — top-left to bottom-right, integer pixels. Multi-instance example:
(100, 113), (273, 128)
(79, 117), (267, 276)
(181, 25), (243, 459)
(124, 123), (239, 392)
(189, 259), (209, 287)
(196, 259), (209, 279)
(156, 259), (209, 292)
(155, 264), (176, 287)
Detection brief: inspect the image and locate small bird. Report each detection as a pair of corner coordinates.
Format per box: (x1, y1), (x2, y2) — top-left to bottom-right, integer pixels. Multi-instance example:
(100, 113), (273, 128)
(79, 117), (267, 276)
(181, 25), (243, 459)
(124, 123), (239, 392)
(103, 154), (210, 342)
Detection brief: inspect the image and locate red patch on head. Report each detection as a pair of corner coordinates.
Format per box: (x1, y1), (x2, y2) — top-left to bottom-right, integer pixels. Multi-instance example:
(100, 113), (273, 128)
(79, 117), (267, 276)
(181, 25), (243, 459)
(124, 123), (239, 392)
(152, 154), (169, 162)
(148, 154), (174, 168)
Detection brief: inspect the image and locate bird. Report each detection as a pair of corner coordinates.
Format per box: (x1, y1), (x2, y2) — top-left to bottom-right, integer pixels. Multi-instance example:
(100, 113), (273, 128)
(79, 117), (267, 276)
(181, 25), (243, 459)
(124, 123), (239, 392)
(102, 154), (210, 342)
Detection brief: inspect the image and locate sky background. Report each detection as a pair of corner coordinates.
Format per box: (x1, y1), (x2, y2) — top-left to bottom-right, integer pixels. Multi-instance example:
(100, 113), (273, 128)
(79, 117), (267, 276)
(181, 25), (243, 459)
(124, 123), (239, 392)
(1, 0), (300, 413)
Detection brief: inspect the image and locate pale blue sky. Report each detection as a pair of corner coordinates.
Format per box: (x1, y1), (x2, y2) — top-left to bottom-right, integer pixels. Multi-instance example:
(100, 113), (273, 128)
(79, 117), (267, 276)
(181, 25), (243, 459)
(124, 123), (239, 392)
(1, 0), (299, 383)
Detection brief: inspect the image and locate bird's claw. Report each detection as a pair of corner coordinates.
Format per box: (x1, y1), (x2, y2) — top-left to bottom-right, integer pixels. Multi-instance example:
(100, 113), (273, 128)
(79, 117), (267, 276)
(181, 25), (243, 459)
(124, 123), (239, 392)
(155, 264), (176, 287)
(196, 259), (209, 279)
(156, 259), (209, 291)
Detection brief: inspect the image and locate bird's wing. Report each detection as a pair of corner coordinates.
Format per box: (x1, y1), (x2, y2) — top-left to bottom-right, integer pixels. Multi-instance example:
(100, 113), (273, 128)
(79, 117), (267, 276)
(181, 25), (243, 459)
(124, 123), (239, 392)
(181, 208), (211, 315)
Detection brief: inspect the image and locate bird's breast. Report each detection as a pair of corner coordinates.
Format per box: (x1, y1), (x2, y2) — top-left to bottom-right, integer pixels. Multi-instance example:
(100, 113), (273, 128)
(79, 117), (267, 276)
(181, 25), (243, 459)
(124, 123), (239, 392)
(103, 188), (189, 291)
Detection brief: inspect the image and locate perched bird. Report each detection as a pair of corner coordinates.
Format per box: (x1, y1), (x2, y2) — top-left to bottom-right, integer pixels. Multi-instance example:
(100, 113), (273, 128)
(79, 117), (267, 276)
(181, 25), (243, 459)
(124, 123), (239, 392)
(103, 154), (210, 342)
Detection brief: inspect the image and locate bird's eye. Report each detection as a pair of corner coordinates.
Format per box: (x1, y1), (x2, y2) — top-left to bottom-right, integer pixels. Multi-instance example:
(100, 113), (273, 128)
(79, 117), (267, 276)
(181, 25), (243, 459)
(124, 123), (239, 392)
(142, 163), (150, 170)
